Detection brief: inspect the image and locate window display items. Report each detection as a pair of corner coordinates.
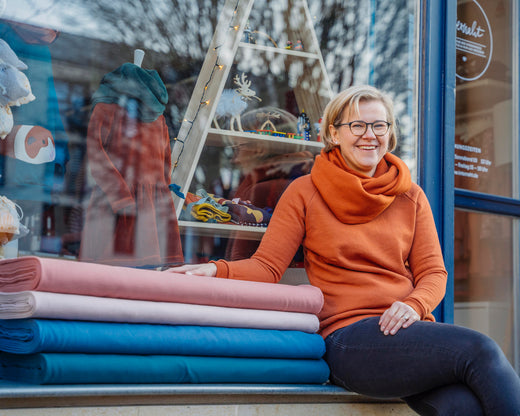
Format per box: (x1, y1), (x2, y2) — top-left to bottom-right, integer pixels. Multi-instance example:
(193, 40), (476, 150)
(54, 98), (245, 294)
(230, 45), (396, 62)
(0, 195), (27, 258)
(0, 105), (13, 139)
(252, 110), (304, 139)
(0, 38), (34, 140)
(297, 109), (311, 140)
(0, 125), (55, 164)
(0, 21), (66, 203)
(213, 72), (262, 131)
(79, 51), (183, 268)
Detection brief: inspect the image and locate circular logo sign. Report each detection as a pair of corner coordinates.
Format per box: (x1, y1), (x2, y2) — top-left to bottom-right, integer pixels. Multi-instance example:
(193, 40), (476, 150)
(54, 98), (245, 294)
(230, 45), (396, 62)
(456, 0), (493, 81)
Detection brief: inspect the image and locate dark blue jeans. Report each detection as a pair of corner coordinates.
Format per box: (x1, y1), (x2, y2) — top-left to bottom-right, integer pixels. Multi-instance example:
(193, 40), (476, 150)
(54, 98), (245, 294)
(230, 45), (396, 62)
(324, 317), (520, 416)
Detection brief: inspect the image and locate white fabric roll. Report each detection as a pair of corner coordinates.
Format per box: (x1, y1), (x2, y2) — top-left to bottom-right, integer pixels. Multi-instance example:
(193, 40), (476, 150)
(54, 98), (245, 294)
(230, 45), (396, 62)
(0, 291), (320, 333)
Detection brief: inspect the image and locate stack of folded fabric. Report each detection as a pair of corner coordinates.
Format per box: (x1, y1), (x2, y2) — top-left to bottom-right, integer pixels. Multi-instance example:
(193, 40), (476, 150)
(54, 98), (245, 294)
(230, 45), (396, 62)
(0, 256), (329, 385)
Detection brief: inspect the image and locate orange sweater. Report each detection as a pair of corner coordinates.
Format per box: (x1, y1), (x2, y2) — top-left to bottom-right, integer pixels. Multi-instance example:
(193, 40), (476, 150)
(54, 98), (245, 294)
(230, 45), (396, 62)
(215, 148), (447, 338)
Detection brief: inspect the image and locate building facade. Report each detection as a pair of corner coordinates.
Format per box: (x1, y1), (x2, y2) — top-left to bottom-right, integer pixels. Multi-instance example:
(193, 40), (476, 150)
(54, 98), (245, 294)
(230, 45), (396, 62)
(0, 0), (518, 374)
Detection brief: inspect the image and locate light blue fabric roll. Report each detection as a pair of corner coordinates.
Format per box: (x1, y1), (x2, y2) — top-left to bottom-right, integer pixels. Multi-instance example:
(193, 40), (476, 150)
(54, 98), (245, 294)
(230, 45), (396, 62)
(0, 319), (325, 359)
(0, 352), (330, 385)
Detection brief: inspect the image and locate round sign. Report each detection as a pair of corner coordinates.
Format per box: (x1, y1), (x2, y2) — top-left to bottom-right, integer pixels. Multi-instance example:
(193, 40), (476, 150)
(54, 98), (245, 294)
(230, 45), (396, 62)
(456, 0), (493, 81)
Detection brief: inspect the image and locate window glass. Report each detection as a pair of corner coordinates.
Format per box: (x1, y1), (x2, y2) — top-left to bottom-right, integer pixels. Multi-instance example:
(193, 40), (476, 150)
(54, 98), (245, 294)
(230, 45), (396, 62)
(454, 210), (515, 363)
(455, 0), (513, 197)
(0, 0), (418, 266)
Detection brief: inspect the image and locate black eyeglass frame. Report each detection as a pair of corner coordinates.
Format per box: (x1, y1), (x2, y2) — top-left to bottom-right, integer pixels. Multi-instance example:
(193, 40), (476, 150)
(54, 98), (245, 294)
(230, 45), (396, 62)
(333, 120), (392, 137)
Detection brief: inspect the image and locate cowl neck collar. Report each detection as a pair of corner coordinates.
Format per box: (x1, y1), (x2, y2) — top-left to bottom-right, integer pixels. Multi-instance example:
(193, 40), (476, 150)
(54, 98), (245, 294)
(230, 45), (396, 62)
(310, 147), (411, 224)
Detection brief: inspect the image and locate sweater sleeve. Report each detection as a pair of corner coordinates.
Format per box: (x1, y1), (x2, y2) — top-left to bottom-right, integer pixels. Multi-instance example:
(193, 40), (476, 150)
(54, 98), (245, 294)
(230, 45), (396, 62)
(404, 187), (448, 318)
(214, 177), (308, 282)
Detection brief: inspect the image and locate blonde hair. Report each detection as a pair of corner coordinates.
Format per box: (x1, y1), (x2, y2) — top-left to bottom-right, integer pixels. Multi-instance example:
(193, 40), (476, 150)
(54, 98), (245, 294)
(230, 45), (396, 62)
(320, 85), (397, 152)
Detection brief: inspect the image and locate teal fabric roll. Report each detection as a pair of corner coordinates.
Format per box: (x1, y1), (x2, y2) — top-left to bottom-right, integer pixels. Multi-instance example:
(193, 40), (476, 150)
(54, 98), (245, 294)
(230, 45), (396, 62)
(0, 319), (325, 359)
(0, 353), (330, 385)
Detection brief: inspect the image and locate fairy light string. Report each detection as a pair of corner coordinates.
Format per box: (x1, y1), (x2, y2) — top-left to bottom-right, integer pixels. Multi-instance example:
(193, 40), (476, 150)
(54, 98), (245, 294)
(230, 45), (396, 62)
(171, 1), (241, 176)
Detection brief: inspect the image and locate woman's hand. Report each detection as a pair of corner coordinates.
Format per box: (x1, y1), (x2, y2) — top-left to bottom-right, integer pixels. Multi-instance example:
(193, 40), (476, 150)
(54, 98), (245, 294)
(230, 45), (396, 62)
(165, 263), (217, 277)
(379, 301), (420, 336)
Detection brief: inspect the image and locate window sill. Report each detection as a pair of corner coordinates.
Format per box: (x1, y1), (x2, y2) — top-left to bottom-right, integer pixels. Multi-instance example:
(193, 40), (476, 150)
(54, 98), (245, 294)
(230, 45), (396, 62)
(0, 382), (403, 408)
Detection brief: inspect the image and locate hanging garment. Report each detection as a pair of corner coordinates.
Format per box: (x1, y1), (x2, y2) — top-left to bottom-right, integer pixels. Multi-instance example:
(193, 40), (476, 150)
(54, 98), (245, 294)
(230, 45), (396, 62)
(80, 102), (183, 267)
(79, 64), (183, 266)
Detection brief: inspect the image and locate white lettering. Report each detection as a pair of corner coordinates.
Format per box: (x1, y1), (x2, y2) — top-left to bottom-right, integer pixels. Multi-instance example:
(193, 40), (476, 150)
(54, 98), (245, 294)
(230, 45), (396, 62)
(456, 20), (485, 38)
(455, 143), (482, 153)
(455, 154), (478, 163)
(455, 170), (479, 178)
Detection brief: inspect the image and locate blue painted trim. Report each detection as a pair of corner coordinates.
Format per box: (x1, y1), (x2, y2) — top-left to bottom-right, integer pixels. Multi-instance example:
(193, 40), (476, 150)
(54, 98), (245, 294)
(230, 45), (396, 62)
(455, 189), (520, 217)
(417, 0), (456, 323)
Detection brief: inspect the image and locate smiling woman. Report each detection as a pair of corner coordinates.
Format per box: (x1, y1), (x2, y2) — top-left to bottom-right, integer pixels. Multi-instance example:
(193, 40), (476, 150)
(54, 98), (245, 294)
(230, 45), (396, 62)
(325, 91), (392, 177)
(170, 85), (520, 415)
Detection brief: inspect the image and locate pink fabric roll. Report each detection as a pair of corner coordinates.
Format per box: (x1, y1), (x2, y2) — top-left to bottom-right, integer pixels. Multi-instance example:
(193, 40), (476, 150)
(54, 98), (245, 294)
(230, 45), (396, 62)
(0, 291), (320, 333)
(0, 257), (323, 313)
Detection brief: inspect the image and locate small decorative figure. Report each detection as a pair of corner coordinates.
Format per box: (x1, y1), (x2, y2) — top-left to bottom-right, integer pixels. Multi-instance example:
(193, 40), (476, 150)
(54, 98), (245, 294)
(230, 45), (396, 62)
(295, 40), (303, 50)
(214, 73), (262, 132)
(315, 117), (322, 142)
(297, 109), (311, 141)
(258, 111), (281, 132)
(285, 41), (293, 50)
(242, 22), (256, 44)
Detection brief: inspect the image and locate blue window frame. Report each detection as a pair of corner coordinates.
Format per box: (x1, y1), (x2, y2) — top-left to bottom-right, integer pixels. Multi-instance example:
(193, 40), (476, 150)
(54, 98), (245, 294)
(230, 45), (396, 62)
(416, 0), (457, 323)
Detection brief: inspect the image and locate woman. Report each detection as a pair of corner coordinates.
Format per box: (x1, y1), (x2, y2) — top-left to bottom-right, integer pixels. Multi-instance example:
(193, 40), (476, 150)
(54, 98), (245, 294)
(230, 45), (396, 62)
(169, 85), (520, 415)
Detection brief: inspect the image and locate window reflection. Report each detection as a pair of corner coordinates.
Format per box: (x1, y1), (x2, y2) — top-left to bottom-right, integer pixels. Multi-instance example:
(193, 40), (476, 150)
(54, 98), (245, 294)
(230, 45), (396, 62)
(455, 0), (513, 197)
(0, 0), (418, 267)
(454, 210), (515, 362)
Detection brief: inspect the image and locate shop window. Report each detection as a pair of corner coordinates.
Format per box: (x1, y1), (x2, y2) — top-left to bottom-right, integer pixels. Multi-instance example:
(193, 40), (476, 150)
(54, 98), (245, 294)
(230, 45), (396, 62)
(0, 0), (418, 267)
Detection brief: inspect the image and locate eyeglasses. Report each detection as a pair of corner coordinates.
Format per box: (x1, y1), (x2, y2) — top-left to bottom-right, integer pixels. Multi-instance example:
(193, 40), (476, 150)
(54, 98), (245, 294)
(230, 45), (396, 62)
(334, 120), (391, 137)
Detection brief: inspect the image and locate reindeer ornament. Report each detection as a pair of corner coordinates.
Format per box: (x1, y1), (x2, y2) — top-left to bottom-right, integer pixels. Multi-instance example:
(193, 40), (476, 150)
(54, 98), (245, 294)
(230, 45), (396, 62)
(213, 73), (261, 131)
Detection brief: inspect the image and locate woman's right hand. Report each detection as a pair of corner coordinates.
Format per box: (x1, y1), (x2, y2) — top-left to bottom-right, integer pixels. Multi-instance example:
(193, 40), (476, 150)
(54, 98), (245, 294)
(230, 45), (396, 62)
(165, 263), (217, 277)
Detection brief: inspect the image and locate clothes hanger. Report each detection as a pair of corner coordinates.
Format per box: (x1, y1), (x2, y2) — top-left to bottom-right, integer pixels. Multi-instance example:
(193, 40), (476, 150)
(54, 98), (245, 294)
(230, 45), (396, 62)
(133, 49), (144, 67)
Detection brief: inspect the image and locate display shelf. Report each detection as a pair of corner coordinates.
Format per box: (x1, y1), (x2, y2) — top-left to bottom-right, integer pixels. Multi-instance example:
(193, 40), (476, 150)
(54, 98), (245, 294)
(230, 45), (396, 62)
(206, 127), (324, 154)
(238, 42), (321, 60)
(179, 220), (266, 240)
(170, 0), (332, 251)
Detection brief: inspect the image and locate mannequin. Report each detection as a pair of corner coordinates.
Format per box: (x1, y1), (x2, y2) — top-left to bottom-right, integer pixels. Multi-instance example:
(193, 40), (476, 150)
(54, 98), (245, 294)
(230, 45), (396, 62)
(79, 50), (183, 267)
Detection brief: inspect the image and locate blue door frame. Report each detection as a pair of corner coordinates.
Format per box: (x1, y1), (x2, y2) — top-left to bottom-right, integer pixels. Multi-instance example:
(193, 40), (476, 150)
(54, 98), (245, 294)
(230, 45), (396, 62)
(417, 0), (456, 323)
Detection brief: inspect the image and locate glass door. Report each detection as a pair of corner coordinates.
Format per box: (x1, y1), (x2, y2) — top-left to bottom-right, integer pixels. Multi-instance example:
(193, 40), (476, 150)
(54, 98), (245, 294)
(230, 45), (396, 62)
(454, 0), (519, 369)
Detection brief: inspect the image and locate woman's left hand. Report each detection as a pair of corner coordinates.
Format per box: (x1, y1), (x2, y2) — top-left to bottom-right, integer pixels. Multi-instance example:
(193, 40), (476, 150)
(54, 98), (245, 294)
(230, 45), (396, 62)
(379, 301), (420, 336)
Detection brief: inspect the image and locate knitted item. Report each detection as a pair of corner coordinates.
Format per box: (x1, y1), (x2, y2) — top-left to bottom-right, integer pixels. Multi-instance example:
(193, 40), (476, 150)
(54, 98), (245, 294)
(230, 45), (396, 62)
(189, 202), (232, 223)
(209, 194), (272, 227)
(182, 191), (231, 224)
(221, 199), (271, 226)
(91, 63), (168, 123)
(0, 63), (34, 107)
(183, 190), (271, 226)
(0, 39), (27, 70)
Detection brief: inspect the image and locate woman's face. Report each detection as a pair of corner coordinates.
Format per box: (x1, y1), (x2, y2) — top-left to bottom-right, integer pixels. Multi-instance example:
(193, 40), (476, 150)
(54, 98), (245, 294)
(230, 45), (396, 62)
(329, 100), (390, 177)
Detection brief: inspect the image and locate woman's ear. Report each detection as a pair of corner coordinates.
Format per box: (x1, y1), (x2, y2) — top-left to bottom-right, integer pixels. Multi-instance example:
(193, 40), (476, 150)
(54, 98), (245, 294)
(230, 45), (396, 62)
(328, 124), (339, 144)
